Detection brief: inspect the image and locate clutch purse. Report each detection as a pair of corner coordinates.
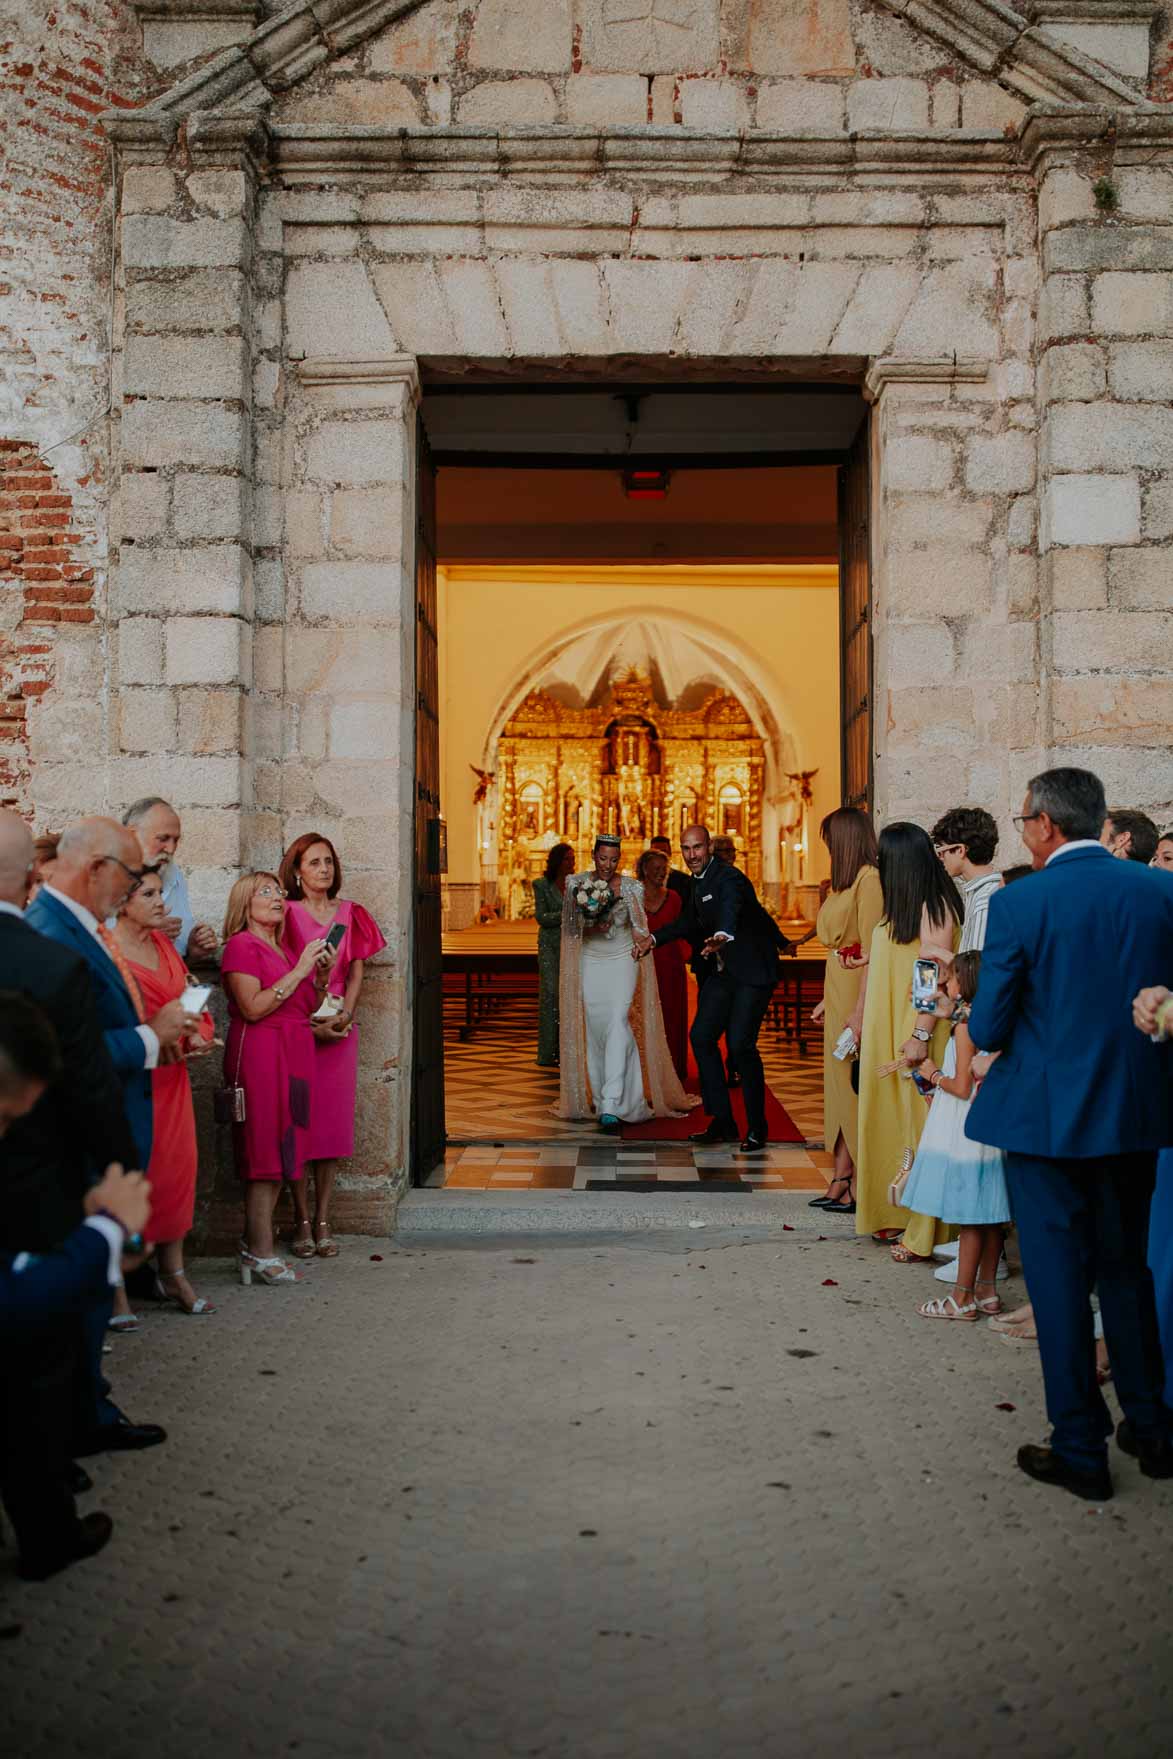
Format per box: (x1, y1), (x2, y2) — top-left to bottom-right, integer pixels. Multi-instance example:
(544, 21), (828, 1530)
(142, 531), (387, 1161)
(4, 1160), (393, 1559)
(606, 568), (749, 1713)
(214, 1024), (246, 1125)
(887, 1146), (915, 1210)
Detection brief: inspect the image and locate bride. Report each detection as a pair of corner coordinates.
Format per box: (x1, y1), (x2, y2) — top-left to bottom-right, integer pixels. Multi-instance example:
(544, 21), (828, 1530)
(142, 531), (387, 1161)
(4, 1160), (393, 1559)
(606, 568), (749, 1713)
(556, 833), (698, 1131)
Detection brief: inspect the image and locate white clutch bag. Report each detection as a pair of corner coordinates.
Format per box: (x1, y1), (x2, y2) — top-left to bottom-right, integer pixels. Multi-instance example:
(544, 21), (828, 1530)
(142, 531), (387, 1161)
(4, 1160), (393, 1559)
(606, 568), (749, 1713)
(312, 993), (345, 1022)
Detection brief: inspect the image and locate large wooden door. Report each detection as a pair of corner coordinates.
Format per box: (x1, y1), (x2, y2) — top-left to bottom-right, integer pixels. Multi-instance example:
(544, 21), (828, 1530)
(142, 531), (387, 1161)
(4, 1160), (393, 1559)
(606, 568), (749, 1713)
(838, 420), (873, 811)
(411, 425), (445, 1183)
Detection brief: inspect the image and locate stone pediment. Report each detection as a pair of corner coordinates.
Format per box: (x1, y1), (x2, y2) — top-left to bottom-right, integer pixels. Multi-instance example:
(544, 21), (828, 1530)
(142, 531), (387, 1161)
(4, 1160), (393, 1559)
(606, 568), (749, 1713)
(120, 0), (1147, 125)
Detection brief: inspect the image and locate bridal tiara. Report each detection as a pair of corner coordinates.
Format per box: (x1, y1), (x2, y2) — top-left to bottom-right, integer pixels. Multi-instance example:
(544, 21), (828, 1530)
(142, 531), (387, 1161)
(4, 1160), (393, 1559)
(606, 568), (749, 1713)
(595, 834), (622, 848)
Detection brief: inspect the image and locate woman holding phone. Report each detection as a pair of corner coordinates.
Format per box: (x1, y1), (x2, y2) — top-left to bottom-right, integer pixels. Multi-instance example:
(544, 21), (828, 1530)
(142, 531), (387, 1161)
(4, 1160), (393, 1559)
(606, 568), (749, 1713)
(113, 867), (216, 1314)
(279, 833), (387, 1259)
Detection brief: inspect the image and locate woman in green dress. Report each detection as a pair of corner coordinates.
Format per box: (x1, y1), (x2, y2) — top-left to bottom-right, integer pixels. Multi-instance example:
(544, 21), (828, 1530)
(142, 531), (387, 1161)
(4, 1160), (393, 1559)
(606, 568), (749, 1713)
(533, 842), (575, 1067)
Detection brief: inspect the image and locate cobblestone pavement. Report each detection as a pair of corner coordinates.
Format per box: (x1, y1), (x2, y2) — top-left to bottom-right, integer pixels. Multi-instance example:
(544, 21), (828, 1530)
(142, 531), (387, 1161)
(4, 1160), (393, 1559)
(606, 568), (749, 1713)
(3, 1208), (1172, 1758)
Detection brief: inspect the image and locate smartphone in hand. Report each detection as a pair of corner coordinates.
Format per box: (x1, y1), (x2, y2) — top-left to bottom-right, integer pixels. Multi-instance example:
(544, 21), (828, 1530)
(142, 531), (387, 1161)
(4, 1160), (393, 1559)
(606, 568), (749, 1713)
(325, 922), (346, 953)
(911, 958), (940, 1010)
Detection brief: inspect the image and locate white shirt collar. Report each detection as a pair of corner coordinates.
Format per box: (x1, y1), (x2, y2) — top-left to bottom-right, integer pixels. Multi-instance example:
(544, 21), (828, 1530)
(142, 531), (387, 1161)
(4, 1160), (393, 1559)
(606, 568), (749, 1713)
(1045, 840), (1106, 866)
(42, 882), (100, 935)
(0, 898), (24, 920)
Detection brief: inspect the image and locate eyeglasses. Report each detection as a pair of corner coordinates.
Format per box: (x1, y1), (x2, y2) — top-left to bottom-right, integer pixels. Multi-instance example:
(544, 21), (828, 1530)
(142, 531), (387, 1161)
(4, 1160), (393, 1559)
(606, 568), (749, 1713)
(933, 843), (963, 857)
(1011, 813), (1042, 831)
(102, 855), (144, 895)
(255, 884), (287, 900)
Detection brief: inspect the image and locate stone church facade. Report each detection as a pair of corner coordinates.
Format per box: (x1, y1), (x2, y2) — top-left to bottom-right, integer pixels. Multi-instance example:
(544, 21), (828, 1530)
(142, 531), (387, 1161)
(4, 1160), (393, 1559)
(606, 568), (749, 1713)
(3, 2), (1173, 1230)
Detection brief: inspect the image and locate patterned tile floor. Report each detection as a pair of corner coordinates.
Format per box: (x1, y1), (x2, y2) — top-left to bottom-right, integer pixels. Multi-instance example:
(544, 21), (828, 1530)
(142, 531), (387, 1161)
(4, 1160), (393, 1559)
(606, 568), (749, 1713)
(439, 1001), (830, 1190)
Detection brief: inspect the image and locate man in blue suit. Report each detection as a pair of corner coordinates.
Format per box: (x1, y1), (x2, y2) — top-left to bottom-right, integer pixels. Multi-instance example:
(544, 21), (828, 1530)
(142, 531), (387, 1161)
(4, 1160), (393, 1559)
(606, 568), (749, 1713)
(25, 816), (194, 1454)
(968, 768), (1173, 1501)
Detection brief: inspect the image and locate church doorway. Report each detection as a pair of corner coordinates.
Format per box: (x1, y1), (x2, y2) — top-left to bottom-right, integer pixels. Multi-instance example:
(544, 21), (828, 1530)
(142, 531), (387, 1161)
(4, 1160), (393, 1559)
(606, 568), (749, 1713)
(411, 376), (872, 1186)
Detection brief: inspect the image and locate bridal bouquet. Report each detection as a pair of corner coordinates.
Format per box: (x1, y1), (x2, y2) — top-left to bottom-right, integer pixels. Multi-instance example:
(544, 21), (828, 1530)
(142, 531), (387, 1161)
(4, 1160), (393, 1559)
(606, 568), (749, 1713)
(574, 877), (616, 924)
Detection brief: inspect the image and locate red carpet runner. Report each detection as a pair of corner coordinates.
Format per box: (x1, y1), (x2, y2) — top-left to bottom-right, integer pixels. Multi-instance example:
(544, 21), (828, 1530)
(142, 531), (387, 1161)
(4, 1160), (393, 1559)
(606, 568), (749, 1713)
(621, 1082), (803, 1143)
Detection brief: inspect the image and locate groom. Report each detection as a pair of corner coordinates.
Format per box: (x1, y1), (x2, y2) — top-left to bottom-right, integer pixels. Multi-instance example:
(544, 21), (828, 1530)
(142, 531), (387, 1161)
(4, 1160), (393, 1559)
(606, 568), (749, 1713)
(634, 824), (788, 1151)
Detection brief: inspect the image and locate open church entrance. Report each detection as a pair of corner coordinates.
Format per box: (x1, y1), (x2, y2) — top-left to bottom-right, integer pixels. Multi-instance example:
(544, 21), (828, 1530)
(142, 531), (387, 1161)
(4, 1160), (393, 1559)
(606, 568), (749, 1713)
(412, 376), (872, 1185)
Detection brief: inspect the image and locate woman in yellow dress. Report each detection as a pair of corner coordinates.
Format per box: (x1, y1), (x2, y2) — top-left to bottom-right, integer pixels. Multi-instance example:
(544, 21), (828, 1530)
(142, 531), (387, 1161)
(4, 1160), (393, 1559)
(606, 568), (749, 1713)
(854, 823), (963, 1260)
(813, 808), (883, 1214)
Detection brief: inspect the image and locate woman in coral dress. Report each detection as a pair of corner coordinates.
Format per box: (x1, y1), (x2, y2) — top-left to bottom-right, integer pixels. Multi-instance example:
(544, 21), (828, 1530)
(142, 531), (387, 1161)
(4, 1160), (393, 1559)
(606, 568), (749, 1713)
(638, 847), (690, 1085)
(221, 872), (334, 1286)
(113, 868), (216, 1314)
(280, 832), (387, 1260)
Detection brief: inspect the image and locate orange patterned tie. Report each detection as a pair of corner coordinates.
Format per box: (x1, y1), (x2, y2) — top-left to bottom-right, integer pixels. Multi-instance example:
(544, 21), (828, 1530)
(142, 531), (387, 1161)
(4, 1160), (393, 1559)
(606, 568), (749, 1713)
(96, 925), (147, 1025)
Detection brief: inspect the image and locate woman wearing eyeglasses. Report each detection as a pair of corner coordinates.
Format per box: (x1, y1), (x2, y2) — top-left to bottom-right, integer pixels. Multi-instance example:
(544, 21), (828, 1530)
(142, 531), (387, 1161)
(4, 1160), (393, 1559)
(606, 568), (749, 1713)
(220, 873), (336, 1286)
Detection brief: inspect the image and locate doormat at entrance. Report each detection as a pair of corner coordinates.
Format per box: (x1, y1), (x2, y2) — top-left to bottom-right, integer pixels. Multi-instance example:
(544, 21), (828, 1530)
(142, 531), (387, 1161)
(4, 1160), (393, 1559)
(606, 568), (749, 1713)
(620, 1082), (803, 1144)
(584, 1180), (754, 1192)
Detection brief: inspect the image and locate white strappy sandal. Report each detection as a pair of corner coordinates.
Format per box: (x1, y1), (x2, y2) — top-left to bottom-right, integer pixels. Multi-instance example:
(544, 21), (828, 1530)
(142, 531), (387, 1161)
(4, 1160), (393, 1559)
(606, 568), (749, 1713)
(916, 1289), (978, 1322)
(238, 1250), (302, 1287)
(154, 1269), (216, 1314)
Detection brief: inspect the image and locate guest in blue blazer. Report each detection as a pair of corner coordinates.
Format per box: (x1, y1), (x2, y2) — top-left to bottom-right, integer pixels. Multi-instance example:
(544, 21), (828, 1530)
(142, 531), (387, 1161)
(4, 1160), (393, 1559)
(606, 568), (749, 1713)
(24, 817), (196, 1454)
(967, 768), (1173, 1502)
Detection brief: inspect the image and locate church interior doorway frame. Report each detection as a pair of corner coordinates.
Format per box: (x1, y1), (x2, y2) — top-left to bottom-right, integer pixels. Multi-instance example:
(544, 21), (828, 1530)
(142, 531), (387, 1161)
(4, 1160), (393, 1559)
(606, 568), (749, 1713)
(411, 368), (874, 1184)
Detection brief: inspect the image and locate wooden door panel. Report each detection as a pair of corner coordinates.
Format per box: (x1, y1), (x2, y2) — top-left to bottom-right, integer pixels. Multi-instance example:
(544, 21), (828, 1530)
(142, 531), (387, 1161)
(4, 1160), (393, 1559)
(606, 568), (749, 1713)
(411, 425), (446, 1182)
(838, 422), (873, 812)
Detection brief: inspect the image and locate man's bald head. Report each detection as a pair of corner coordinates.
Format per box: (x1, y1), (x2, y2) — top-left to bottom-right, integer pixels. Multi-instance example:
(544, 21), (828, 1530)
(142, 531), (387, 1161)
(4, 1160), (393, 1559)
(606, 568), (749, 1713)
(680, 824), (712, 876)
(54, 817), (144, 918)
(0, 810), (34, 908)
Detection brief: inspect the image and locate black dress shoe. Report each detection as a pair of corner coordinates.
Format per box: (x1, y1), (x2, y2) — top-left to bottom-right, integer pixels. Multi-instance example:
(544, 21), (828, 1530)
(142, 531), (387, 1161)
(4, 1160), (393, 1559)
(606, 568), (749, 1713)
(1116, 1420), (1173, 1478)
(68, 1463), (94, 1495)
(1016, 1443), (1112, 1502)
(725, 1070), (741, 1089)
(76, 1417), (167, 1456)
(18, 1512), (113, 1581)
(740, 1133), (767, 1154)
(690, 1120), (738, 1146)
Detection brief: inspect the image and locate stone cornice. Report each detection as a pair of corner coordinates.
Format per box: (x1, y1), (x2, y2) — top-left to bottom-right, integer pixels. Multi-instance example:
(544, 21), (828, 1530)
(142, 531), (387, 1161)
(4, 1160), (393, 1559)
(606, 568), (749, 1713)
(270, 124), (1025, 184)
(101, 113), (180, 161)
(1029, 3), (1161, 21)
(133, 0), (260, 18)
(1020, 102), (1173, 168)
(186, 109), (271, 174)
(96, 0), (1149, 126)
(864, 358), (992, 401)
(297, 355), (421, 409)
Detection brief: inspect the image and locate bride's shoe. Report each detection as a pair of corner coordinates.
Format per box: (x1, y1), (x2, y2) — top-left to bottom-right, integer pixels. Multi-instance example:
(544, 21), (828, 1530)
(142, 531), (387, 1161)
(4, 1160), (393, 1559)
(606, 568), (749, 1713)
(598, 1114), (620, 1134)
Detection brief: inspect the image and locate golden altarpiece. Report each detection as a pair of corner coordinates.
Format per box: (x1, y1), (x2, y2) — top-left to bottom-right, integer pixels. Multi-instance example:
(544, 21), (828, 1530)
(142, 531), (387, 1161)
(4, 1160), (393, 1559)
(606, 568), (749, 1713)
(489, 670), (764, 918)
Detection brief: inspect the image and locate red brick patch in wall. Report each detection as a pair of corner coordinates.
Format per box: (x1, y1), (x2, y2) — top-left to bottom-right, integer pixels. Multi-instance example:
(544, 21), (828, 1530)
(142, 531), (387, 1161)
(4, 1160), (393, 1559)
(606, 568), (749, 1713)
(0, 438), (94, 807)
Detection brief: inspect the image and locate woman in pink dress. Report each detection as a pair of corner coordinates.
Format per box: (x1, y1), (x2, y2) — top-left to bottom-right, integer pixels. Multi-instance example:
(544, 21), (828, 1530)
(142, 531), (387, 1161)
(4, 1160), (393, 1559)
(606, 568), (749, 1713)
(113, 869), (216, 1314)
(220, 872), (335, 1287)
(637, 848), (690, 1085)
(279, 832), (387, 1260)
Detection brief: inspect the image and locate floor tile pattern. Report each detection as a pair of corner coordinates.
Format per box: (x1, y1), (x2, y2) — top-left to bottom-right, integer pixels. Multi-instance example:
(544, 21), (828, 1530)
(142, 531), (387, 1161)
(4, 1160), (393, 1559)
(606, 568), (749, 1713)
(443, 999), (825, 1147)
(431, 1141), (831, 1192)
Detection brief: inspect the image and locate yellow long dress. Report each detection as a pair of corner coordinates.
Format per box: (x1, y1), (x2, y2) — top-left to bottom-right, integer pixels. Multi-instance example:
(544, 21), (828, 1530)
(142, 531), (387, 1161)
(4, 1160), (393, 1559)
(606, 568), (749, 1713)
(816, 865), (883, 1163)
(854, 919), (959, 1250)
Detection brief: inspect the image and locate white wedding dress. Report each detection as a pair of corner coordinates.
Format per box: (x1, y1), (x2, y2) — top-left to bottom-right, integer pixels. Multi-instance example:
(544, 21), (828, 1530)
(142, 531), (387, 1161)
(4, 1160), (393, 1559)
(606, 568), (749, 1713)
(556, 873), (698, 1124)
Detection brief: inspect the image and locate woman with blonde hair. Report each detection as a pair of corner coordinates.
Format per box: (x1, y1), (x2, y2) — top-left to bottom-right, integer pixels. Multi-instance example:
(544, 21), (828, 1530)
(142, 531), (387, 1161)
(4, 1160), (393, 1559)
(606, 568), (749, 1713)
(812, 807), (882, 1215)
(220, 871), (335, 1286)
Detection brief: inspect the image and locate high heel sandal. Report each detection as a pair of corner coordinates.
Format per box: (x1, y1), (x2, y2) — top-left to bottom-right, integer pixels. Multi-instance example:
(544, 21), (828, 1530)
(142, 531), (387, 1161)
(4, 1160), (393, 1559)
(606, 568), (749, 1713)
(289, 1220), (316, 1260)
(313, 1220), (339, 1259)
(239, 1250), (302, 1287)
(809, 1176), (850, 1209)
(154, 1269), (216, 1315)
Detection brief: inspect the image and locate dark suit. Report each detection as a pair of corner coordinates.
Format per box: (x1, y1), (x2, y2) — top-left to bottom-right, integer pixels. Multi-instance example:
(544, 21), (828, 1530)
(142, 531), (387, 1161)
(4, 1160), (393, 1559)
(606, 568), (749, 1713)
(967, 843), (1173, 1472)
(8, 897), (150, 1451)
(653, 860), (788, 1137)
(0, 1225), (116, 1569)
(25, 889), (153, 1169)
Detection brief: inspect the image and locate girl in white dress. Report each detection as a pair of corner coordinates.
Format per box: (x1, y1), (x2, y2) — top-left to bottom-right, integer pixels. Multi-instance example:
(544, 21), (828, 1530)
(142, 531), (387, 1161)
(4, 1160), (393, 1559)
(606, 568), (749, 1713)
(556, 835), (697, 1132)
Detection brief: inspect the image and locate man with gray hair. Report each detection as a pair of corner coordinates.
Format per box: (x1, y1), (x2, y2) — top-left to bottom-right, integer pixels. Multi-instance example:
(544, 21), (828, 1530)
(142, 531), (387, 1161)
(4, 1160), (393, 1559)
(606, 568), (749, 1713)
(121, 797), (217, 962)
(968, 767), (1173, 1502)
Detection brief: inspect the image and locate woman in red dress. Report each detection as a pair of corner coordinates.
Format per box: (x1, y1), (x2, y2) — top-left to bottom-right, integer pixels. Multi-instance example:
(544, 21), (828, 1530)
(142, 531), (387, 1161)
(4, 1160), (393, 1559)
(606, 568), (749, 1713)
(113, 869), (216, 1314)
(637, 848), (690, 1085)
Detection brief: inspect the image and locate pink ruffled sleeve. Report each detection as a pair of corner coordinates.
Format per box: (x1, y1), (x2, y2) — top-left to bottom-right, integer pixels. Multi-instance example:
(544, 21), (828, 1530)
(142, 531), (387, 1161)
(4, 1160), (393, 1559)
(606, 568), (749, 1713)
(347, 902), (386, 961)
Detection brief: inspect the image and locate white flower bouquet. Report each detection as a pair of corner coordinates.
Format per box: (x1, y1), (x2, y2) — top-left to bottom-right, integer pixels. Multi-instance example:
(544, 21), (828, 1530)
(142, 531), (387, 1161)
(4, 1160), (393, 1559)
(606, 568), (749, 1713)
(574, 877), (616, 924)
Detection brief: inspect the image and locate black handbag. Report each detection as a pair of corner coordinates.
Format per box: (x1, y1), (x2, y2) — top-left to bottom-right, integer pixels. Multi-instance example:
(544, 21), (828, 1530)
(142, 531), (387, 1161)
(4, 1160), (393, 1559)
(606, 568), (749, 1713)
(214, 1025), (246, 1125)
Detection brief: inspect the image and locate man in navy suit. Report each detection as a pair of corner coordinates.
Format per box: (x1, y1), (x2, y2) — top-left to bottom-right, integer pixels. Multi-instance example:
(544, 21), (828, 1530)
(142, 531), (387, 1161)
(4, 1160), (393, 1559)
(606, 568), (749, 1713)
(0, 993), (153, 1578)
(24, 816), (194, 1454)
(967, 768), (1173, 1501)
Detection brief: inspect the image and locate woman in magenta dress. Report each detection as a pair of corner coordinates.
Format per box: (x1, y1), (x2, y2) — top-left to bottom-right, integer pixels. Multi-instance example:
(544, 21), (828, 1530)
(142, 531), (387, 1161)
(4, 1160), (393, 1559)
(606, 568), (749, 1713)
(221, 871), (335, 1287)
(113, 869), (216, 1315)
(279, 832), (387, 1260)
(638, 847), (689, 1085)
